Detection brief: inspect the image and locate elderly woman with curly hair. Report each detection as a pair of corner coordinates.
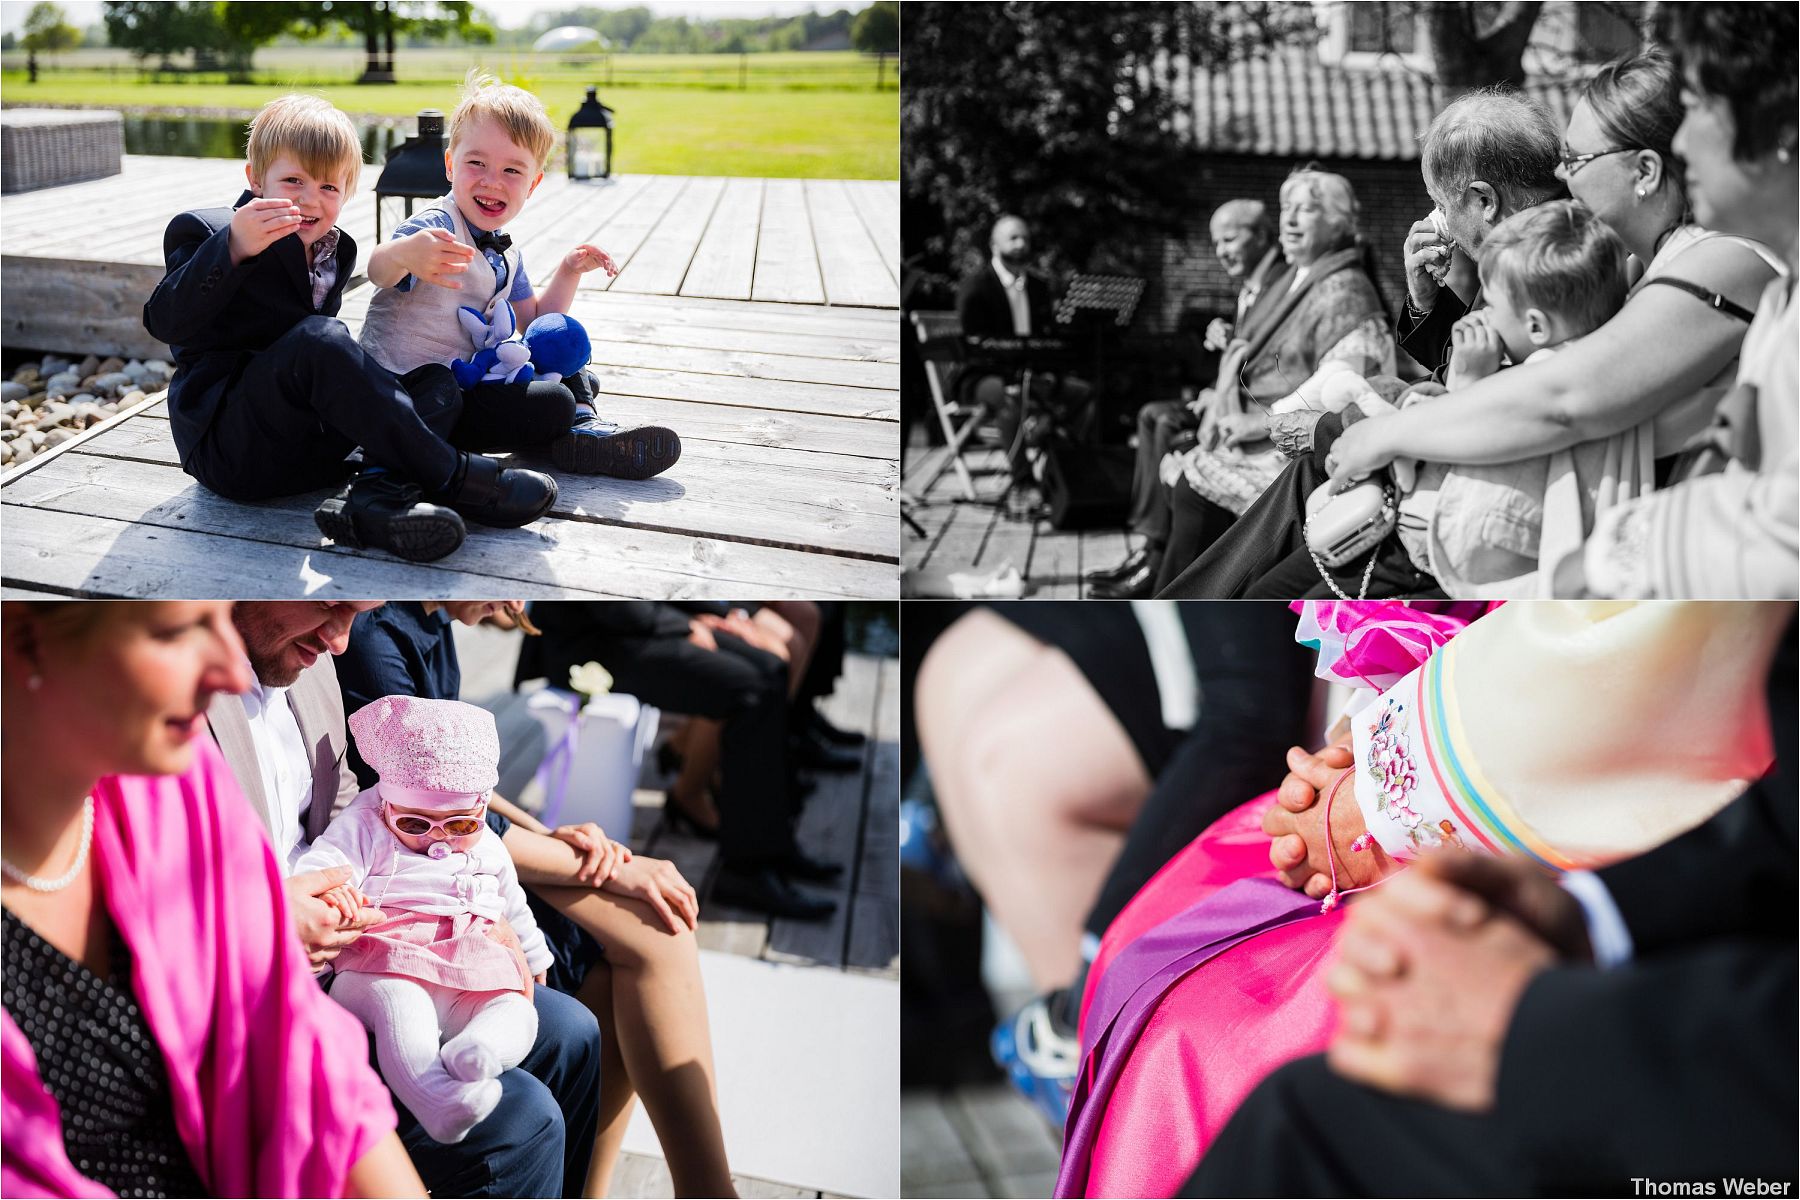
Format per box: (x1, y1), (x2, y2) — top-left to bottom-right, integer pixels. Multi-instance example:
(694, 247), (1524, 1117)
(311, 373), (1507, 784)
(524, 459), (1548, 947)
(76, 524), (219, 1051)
(1096, 166), (1395, 598)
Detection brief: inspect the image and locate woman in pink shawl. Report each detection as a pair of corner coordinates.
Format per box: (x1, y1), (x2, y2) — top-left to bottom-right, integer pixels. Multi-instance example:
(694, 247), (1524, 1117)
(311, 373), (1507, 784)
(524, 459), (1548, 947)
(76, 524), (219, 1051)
(1056, 600), (1786, 1198)
(1, 601), (424, 1199)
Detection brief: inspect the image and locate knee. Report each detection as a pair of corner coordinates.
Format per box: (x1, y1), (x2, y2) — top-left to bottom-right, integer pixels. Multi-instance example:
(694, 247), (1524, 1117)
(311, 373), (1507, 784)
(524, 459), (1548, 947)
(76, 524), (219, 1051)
(605, 917), (700, 975)
(488, 1071), (565, 1167)
(286, 315), (357, 353)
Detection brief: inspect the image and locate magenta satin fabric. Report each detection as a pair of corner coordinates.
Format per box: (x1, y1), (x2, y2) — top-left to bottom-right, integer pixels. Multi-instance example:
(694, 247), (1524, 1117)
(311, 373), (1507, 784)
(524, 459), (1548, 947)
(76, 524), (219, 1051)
(1059, 796), (1348, 1199)
(1, 739), (396, 1198)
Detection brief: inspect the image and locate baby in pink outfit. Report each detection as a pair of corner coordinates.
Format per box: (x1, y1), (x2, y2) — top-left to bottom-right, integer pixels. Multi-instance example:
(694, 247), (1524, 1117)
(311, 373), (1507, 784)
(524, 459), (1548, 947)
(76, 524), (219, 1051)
(293, 694), (551, 1144)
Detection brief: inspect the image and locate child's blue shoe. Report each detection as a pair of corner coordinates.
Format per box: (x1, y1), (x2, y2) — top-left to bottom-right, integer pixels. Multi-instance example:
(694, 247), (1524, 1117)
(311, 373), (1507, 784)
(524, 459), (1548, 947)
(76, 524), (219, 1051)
(991, 994), (1078, 1130)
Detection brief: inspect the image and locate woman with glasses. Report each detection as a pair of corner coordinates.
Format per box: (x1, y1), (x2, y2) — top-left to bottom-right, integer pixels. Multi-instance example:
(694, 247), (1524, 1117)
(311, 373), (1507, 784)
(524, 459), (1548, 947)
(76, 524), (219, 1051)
(1307, 43), (1785, 593)
(0, 602), (425, 1198)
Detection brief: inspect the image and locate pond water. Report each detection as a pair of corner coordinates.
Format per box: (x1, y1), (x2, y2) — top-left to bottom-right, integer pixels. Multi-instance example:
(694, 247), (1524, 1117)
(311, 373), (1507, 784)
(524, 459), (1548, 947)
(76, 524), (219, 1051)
(121, 114), (407, 163)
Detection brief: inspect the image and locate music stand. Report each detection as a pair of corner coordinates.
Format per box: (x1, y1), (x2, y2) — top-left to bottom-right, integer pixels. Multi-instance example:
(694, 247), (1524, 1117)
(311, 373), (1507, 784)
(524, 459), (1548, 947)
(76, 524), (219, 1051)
(1055, 274), (1144, 411)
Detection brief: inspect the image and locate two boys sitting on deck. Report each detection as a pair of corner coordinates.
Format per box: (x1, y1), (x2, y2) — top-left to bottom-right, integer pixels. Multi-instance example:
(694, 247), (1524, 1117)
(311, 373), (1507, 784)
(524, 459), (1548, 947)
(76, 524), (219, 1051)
(145, 81), (680, 564)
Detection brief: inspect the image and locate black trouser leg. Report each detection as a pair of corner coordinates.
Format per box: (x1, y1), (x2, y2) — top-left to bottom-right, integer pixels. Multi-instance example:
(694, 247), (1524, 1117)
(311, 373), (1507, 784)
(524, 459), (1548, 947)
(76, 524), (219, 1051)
(448, 374), (579, 453)
(191, 316), (462, 500)
(1128, 400), (1195, 535)
(1159, 457), (1320, 598)
(598, 631), (797, 864)
(1184, 1055), (1521, 1197)
(1153, 477), (1238, 594)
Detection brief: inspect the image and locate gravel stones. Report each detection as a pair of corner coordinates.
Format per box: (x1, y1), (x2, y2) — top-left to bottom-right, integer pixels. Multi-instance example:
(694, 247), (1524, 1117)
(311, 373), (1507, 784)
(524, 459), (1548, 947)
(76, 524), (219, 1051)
(0, 348), (164, 471)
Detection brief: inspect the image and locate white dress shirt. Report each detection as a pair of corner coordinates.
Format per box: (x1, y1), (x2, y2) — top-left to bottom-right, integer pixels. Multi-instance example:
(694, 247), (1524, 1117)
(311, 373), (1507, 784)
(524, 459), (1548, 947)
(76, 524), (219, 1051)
(240, 674), (313, 873)
(992, 256), (1033, 336)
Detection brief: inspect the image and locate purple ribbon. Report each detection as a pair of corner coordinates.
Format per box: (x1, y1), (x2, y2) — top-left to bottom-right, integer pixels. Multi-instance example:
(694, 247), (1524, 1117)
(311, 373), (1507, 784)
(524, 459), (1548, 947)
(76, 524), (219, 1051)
(1055, 876), (1321, 1198)
(533, 691), (583, 828)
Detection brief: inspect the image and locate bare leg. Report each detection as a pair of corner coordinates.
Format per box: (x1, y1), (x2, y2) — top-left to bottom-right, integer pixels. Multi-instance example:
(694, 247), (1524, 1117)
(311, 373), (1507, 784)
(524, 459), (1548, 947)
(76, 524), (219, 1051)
(916, 610), (1150, 988)
(537, 883), (736, 1198)
(576, 962), (638, 1198)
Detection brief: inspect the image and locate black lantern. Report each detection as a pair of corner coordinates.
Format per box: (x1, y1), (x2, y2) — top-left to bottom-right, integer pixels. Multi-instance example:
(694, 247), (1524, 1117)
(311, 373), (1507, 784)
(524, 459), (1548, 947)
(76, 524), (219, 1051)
(375, 108), (448, 242)
(567, 87), (614, 180)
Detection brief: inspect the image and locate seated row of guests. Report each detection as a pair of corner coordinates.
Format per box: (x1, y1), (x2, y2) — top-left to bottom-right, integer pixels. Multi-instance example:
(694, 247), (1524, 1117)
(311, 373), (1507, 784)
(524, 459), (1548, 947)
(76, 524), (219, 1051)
(0, 600), (770, 1198)
(1092, 4), (1795, 600)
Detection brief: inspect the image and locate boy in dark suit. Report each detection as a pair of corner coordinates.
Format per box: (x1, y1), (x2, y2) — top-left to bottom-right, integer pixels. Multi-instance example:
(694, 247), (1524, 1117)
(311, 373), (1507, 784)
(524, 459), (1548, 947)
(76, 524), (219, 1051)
(143, 94), (557, 563)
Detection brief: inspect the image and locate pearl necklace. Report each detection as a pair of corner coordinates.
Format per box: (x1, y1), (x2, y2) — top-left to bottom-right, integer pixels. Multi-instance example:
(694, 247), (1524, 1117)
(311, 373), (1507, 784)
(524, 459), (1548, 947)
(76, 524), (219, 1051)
(0, 798), (95, 893)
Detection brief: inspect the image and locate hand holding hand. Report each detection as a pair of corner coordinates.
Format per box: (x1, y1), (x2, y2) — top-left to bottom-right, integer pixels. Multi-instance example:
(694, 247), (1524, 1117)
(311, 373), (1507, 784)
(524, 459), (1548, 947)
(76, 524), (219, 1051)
(229, 197), (307, 264)
(1326, 865), (1558, 1111)
(564, 244), (619, 277)
(1449, 310), (1504, 384)
(400, 228), (476, 290)
(1263, 747), (1396, 898)
(1402, 216), (1452, 310)
(686, 617), (719, 652)
(602, 854), (701, 934)
(550, 821), (630, 886)
(286, 865), (385, 968)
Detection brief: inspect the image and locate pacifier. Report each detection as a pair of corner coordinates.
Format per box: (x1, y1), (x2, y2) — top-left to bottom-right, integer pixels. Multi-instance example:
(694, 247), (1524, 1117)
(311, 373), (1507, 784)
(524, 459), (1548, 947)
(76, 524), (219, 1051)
(428, 841), (451, 860)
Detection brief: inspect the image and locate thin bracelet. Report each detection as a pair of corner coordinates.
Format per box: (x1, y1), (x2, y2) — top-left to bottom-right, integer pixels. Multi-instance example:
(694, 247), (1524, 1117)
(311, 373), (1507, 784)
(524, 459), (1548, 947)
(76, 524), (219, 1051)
(1319, 769), (1382, 914)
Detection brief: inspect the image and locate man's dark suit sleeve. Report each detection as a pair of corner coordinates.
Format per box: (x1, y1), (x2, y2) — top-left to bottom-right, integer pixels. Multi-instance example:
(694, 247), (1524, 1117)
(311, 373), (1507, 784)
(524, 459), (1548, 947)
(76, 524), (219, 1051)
(1395, 290), (1469, 377)
(143, 210), (258, 346)
(1494, 622), (1797, 1187)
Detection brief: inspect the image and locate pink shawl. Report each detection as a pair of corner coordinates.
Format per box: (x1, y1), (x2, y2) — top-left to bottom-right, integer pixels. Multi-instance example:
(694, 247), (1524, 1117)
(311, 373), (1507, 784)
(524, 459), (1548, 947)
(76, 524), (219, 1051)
(1, 738), (396, 1198)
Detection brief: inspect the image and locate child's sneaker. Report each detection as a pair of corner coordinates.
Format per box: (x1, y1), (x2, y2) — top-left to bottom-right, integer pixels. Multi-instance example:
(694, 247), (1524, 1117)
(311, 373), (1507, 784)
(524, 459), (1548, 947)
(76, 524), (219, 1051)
(551, 414), (681, 480)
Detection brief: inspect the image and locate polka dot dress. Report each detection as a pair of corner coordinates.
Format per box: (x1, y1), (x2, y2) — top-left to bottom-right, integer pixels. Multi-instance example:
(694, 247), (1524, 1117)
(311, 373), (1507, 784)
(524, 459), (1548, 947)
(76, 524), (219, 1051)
(1, 908), (210, 1197)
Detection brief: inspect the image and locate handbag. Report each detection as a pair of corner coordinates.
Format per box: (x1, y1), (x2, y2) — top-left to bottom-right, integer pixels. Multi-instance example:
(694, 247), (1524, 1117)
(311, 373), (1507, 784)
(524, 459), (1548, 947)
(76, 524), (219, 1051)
(1303, 476), (1397, 599)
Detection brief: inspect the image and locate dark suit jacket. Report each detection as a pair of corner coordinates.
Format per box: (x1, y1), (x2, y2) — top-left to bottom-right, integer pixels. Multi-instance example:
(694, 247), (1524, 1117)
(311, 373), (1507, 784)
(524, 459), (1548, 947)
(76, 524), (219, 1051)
(1497, 621), (1797, 1188)
(208, 653), (362, 853)
(955, 262), (1053, 339)
(516, 602), (696, 689)
(143, 192), (358, 464)
(1395, 287), (1470, 379)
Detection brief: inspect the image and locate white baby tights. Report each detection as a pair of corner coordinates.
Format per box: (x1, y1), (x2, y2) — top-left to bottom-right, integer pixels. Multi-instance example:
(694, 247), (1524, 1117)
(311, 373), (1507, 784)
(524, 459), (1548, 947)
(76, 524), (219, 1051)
(330, 971), (540, 1144)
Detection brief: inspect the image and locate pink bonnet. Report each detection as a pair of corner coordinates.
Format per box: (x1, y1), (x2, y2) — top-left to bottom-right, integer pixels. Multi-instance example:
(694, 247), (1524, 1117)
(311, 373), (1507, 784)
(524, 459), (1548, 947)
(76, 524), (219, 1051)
(348, 695), (499, 810)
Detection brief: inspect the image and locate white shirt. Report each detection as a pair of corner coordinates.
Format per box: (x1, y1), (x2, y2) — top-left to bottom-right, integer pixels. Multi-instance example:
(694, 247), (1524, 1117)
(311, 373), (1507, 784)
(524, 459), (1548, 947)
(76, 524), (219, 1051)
(240, 674), (313, 873)
(991, 256), (1033, 336)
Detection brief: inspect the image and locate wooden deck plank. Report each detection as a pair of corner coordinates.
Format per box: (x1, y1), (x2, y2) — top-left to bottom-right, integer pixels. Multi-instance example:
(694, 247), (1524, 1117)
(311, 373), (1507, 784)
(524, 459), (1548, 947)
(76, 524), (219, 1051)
(591, 363), (895, 421)
(805, 180), (898, 308)
(3, 452), (893, 598)
(506, 174), (653, 275)
(92, 412), (896, 561)
(681, 177), (763, 301)
(612, 176), (727, 296)
(751, 178), (825, 305)
(588, 175), (690, 291)
(588, 330), (898, 391)
(844, 180), (900, 279)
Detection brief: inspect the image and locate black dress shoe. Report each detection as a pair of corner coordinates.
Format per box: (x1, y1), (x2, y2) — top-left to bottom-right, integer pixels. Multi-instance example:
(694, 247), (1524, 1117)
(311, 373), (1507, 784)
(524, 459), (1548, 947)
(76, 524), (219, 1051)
(712, 864), (836, 920)
(1089, 559), (1157, 599)
(791, 726), (862, 772)
(1084, 546), (1151, 586)
(775, 848), (845, 882)
(440, 453), (558, 529)
(806, 709), (866, 748)
(314, 471), (466, 562)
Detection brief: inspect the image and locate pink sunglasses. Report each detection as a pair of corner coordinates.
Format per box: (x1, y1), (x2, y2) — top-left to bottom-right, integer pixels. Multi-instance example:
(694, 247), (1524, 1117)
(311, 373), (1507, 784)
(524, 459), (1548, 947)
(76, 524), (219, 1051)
(383, 798), (488, 840)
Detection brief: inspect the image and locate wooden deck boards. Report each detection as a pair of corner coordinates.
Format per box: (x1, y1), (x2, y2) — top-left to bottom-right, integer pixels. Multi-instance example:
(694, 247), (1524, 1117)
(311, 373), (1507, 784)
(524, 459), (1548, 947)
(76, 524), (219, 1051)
(1, 156), (901, 599)
(902, 445), (1131, 599)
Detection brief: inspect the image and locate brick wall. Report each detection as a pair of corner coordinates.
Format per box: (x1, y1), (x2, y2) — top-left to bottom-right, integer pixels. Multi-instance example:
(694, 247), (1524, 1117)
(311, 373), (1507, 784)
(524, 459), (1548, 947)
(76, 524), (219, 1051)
(1144, 154), (1432, 334)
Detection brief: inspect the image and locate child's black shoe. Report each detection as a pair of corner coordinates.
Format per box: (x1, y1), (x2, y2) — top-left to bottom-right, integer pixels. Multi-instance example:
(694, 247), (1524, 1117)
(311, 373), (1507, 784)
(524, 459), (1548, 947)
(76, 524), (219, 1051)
(551, 415), (682, 480)
(315, 471), (467, 562)
(441, 453), (558, 528)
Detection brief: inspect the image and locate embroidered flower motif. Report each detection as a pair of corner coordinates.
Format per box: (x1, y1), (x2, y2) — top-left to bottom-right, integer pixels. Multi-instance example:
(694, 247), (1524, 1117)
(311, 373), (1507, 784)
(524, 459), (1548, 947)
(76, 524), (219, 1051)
(1364, 697), (1422, 830)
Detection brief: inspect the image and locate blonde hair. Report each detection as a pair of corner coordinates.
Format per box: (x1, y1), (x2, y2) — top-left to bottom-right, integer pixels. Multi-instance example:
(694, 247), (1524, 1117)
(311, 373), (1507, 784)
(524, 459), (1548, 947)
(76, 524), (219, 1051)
(1479, 200), (1630, 337)
(449, 69), (557, 169)
(246, 95), (364, 195)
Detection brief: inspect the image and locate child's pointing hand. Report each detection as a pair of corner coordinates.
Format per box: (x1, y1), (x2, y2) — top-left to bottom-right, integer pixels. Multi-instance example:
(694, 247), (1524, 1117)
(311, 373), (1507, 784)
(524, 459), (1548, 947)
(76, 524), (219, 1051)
(404, 227), (476, 290)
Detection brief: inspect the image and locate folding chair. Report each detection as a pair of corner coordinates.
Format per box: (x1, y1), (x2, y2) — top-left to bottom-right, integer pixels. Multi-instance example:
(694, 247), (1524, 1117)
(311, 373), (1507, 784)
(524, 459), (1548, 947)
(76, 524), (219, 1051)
(905, 309), (987, 503)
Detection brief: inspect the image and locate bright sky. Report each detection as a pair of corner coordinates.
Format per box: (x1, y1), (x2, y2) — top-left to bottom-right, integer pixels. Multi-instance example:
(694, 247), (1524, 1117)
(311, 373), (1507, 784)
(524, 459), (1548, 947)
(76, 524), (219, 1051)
(0, 1), (870, 36)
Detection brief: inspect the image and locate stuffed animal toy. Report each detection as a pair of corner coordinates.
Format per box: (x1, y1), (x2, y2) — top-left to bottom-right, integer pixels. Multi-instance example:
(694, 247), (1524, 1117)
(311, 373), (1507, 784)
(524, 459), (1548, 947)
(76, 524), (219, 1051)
(450, 301), (535, 388)
(520, 312), (592, 385)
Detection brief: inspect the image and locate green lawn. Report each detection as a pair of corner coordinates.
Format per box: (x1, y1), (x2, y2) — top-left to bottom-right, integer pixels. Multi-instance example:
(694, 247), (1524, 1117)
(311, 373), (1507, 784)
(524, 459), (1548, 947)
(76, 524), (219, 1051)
(0, 51), (898, 178)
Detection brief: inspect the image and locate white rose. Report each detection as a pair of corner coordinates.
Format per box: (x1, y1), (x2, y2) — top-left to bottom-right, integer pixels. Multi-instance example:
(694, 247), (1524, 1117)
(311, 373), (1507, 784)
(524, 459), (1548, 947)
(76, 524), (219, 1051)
(569, 660), (614, 699)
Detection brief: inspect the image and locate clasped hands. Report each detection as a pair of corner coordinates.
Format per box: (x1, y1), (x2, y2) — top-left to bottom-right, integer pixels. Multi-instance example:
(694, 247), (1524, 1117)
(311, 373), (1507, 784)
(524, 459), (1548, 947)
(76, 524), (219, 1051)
(1267, 742), (1591, 1112)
